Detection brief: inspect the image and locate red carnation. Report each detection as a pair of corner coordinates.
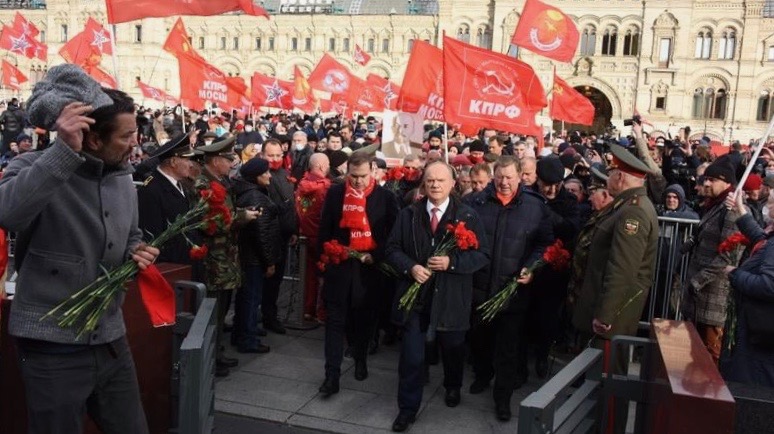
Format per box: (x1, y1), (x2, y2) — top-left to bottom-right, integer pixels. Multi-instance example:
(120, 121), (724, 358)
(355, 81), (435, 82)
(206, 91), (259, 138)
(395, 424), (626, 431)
(718, 232), (750, 254)
(542, 239), (571, 271)
(189, 244), (209, 260)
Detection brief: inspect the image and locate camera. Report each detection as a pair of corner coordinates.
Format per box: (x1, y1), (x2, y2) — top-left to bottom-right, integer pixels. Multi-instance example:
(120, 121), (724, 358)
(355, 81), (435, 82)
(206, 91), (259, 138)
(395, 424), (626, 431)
(623, 115), (641, 127)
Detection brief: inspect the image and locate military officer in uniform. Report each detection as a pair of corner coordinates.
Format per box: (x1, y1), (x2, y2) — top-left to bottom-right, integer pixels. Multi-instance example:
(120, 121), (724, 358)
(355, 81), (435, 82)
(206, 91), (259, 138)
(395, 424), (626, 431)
(137, 134), (200, 265)
(195, 136), (259, 377)
(571, 145), (658, 433)
(572, 144), (658, 347)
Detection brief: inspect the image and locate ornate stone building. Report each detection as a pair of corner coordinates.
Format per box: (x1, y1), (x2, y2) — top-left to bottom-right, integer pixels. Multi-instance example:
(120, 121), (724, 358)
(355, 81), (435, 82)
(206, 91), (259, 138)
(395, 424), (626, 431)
(2, 0), (774, 142)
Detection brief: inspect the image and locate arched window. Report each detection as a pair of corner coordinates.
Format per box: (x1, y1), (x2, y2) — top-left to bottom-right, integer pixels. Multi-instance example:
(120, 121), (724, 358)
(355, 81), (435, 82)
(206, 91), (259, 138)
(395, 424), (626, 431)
(623, 28), (639, 56)
(692, 87), (728, 119)
(580, 26), (596, 56)
(476, 26), (492, 49)
(718, 29), (736, 60)
(758, 91), (773, 121)
(694, 30), (712, 59)
(456, 24), (470, 43)
(601, 27), (617, 56)
(407, 38), (415, 52)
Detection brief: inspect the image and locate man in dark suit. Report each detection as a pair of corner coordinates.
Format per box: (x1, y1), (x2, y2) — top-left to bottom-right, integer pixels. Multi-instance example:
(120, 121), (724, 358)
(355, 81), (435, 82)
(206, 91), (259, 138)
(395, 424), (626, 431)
(137, 134), (200, 264)
(317, 152), (400, 397)
(386, 161), (490, 432)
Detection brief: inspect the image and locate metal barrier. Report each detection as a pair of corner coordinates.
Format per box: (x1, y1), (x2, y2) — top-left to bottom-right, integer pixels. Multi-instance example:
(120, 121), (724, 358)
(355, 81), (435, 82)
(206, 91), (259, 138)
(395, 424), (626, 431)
(518, 348), (605, 434)
(170, 280), (216, 434)
(642, 216), (700, 326)
(281, 236), (318, 330)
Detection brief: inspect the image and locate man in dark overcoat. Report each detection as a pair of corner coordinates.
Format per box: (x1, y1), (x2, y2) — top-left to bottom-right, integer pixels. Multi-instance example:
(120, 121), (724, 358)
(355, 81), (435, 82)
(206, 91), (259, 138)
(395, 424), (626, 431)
(317, 152), (399, 396)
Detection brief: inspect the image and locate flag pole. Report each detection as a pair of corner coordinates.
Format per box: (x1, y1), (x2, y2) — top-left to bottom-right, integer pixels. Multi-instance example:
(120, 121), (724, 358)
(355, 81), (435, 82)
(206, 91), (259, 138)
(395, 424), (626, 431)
(181, 103), (187, 134)
(735, 113), (774, 196)
(110, 24), (120, 88)
(443, 122), (449, 164)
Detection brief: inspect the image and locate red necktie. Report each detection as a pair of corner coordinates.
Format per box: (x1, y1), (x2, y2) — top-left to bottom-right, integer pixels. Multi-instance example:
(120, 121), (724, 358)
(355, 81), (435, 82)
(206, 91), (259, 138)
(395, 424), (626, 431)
(430, 207), (439, 233)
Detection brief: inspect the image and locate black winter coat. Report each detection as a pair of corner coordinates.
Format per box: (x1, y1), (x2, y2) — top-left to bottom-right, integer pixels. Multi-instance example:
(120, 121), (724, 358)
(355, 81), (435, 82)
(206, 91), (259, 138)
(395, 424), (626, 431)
(137, 169), (192, 265)
(267, 167), (299, 238)
(318, 183), (399, 308)
(386, 197), (490, 332)
(466, 185), (554, 308)
(232, 178), (281, 267)
(545, 188), (581, 248)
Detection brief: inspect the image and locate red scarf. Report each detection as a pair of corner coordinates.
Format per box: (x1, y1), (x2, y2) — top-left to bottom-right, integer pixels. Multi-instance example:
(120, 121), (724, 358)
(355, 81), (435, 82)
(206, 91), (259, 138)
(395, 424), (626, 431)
(341, 178), (377, 251)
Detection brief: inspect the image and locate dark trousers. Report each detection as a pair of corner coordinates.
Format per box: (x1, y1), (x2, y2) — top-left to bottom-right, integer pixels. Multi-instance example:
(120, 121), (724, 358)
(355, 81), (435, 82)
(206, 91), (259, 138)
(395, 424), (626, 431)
(398, 313), (466, 415)
(16, 336), (149, 434)
(207, 289), (233, 360)
(262, 242), (288, 323)
(469, 315), (495, 382)
(493, 312), (529, 404)
(234, 265), (265, 350)
(323, 287), (376, 378)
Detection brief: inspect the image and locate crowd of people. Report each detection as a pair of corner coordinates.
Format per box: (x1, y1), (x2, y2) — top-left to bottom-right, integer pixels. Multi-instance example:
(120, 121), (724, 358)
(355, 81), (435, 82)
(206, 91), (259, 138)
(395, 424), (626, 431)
(1, 65), (774, 433)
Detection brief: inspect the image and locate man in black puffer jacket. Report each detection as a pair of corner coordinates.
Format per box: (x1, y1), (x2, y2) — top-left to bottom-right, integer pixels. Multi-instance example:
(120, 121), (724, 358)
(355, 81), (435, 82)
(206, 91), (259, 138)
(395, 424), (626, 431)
(465, 156), (554, 421)
(232, 158), (282, 353)
(0, 98), (25, 154)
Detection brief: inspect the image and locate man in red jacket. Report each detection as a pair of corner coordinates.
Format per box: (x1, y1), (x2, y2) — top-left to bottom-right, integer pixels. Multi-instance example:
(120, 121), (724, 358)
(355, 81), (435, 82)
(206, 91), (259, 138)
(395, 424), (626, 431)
(295, 152), (331, 321)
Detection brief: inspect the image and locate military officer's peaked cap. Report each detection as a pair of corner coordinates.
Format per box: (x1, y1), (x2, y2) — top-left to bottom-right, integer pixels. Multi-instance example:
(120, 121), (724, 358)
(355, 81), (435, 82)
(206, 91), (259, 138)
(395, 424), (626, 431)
(607, 144), (655, 179)
(151, 133), (200, 161)
(197, 135), (237, 161)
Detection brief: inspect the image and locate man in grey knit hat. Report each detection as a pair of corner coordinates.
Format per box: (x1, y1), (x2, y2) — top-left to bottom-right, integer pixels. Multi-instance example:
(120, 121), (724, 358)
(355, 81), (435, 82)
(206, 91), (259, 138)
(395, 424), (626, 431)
(0, 66), (158, 433)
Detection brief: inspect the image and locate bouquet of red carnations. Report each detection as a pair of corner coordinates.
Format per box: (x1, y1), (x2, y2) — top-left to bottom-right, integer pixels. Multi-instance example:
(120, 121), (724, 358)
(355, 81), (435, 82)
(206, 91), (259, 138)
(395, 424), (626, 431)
(718, 231), (751, 350)
(477, 239), (571, 322)
(398, 221), (479, 312)
(42, 181), (232, 338)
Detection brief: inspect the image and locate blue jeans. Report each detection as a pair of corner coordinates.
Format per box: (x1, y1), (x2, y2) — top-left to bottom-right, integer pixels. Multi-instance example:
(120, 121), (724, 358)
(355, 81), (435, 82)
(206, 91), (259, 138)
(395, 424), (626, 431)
(235, 265), (265, 350)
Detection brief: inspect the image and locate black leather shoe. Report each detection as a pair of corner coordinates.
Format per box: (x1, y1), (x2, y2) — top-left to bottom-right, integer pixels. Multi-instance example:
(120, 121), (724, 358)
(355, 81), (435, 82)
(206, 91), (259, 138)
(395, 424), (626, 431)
(368, 338), (379, 355)
(238, 344), (270, 354)
(354, 360), (368, 381)
(495, 402), (512, 421)
(264, 320), (286, 334)
(444, 388), (461, 407)
(257, 328), (268, 337)
(217, 357), (239, 368)
(215, 365), (230, 378)
(469, 379), (490, 394)
(318, 377), (340, 397)
(535, 358), (549, 379)
(391, 413), (415, 432)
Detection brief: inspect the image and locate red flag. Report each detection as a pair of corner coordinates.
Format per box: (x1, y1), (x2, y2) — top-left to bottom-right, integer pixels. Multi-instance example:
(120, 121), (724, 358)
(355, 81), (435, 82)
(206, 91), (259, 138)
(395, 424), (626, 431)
(85, 65), (117, 89)
(353, 44), (371, 66)
(308, 53), (356, 95)
(443, 36), (546, 135)
(59, 18), (112, 66)
(1, 60), (27, 91)
(347, 77), (386, 113)
(12, 12), (39, 38)
(137, 80), (179, 106)
(366, 74), (400, 111)
(396, 40), (444, 121)
(163, 18), (204, 62)
(106, 0), (269, 24)
(511, 0), (579, 63)
(0, 25), (46, 61)
(251, 72), (293, 109)
(177, 54), (246, 111)
(319, 98), (348, 116)
(292, 66), (317, 114)
(550, 74), (594, 126)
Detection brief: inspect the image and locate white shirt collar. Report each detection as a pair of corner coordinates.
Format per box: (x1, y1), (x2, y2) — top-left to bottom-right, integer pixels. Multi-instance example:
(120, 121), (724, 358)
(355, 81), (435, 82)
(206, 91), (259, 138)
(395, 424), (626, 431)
(427, 196), (451, 219)
(156, 167), (184, 196)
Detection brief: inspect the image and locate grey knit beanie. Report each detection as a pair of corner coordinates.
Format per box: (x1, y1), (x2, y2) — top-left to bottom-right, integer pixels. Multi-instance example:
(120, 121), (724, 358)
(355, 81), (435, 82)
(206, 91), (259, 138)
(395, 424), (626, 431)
(27, 64), (114, 129)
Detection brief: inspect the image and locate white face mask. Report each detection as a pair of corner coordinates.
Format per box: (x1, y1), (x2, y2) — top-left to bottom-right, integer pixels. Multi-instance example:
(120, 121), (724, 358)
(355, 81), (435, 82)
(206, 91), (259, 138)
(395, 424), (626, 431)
(204, 140), (214, 146)
(294, 143), (305, 151)
(202, 116), (209, 122)
(244, 125), (253, 132)
(766, 169), (774, 178)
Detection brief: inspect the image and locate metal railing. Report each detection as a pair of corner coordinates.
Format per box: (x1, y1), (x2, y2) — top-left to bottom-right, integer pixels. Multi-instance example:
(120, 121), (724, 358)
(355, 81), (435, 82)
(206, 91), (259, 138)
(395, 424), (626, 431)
(170, 281), (216, 434)
(518, 348), (604, 434)
(642, 216), (700, 325)
(0, 0), (45, 8)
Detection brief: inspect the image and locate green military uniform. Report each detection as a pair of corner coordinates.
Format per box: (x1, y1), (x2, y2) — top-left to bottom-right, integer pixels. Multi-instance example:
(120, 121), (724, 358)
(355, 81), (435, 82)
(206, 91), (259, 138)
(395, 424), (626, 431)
(572, 146), (659, 342)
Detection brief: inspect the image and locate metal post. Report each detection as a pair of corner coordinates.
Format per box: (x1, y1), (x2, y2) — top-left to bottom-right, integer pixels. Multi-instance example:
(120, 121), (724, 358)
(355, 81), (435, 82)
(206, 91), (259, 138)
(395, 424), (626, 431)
(282, 236), (319, 330)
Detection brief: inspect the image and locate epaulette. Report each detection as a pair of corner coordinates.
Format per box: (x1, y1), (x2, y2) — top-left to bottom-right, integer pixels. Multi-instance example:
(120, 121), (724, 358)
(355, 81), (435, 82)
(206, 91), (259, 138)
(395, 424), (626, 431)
(630, 195), (640, 205)
(142, 175), (153, 187)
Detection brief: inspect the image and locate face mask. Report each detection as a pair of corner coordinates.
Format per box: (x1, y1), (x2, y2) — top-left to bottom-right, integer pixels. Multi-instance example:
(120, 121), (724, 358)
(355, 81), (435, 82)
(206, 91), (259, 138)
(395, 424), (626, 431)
(294, 143), (305, 151)
(245, 126), (254, 132)
(204, 140), (214, 146)
(269, 160), (283, 170)
(202, 116), (209, 122)
(766, 169), (774, 178)
(469, 156), (484, 164)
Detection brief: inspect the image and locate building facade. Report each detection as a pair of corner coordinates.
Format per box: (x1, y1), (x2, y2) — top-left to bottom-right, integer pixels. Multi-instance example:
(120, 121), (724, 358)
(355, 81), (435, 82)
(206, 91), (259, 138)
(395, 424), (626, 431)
(3, 0), (774, 142)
